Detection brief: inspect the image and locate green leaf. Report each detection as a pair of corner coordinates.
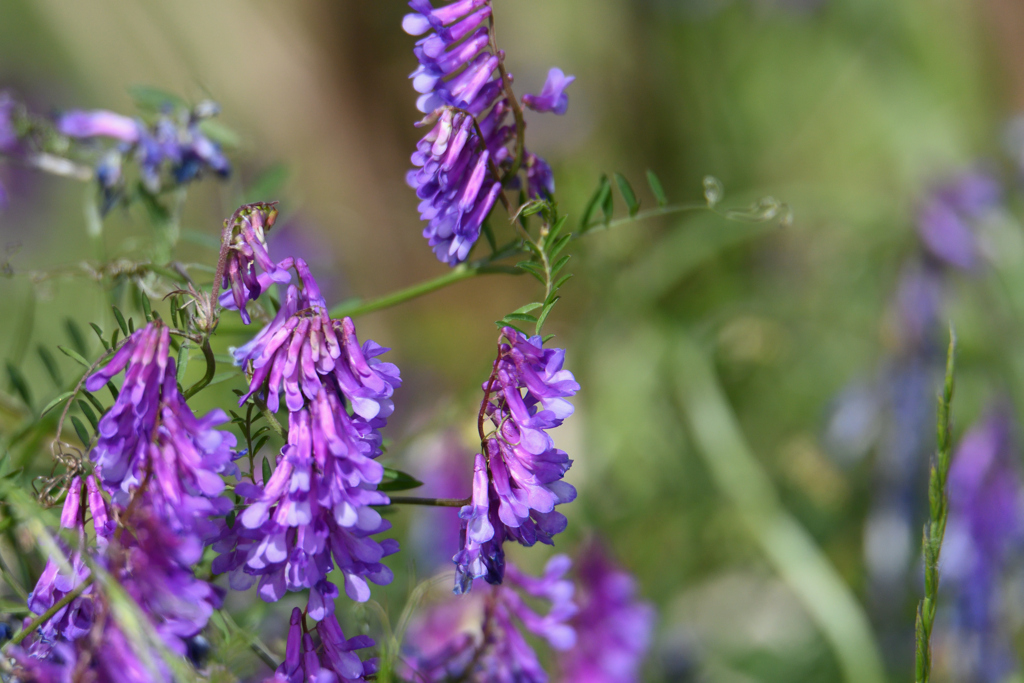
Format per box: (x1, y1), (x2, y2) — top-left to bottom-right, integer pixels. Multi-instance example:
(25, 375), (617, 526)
(495, 321), (529, 335)
(170, 295), (180, 328)
(112, 307), (129, 338)
(110, 328), (120, 348)
(542, 334), (556, 344)
(253, 436), (269, 458)
(5, 362), (32, 409)
(551, 254), (571, 278)
(127, 317), (135, 334)
(127, 85), (187, 112)
(57, 345), (90, 368)
(64, 319), (88, 356)
(614, 173), (640, 217)
(703, 176), (724, 207)
(511, 302), (544, 316)
(647, 169), (668, 207)
(198, 119), (241, 149)
(580, 174), (610, 231)
(552, 273), (574, 291)
(535, 297), (559, 335)
(141, 293), (152, 321)
(379, 467), (424, 492)
(77, 400), (99, 431)
(502, 313), (539, 323)
(89, 323), (111, 352)
(40, 391), (74, 417)
(516, 261), (546, 284)
(600, 178), (614, 224)
(481, 218), (498, 253)
(37, 345), (63, 388)
(262, 457), (273, 484)
(244, 163), (290, 204)
(71, 416), (90, 446)
(207, 370), (241, 388)
(548, 234), (572, 261)
(176, 342), (191, 383)
(82, 390), (104, 414)
(547, 215), (569, 244)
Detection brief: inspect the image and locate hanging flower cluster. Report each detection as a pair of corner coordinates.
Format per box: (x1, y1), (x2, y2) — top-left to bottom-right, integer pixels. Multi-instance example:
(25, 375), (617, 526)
(455, 327), (579, 592)
(215, 242), (401, 616)
(58, 101), (231, 210)
(403, 0), (574, 266)
(403, 555), (577, 683)
(263, 607), (378, 683)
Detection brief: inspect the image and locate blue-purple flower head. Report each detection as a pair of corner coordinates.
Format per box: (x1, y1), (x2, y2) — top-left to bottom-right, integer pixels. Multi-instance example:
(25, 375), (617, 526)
(404, 0), (574, 266)
(455, 327), (579, 592)
(558, 541), (655, 683)
(85, 322), (238, 542)
(916, 171), (1002, 271)
(265, 607), (377, 683)
(217, 257), (401, 613)
(57, 100), (231, 210)
(404, 555), (577, 683)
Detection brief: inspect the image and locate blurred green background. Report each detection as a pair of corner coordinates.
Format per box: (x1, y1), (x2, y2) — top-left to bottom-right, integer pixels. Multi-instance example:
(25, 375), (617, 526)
(3, 0), (1024, 681)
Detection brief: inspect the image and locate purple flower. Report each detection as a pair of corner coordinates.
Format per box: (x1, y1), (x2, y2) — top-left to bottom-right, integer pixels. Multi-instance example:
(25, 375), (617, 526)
(219, 204), (293, 324)
(941, 405), (1024, 683)
(916, 171), (1001, 271)
(454, 327), (578, 591)
(558, 541), (655, 683)
(217, 400), (397, 608)
(523, 68), (575, 116)
(408, 432), (474, 572)
(404, 555), (577, 683)
(404, 0), (568, 266)
(0, 91), (17, 151)
(86, 322), (238, 542)
(57, 110), (141, 143)
(268, 607), (377, 683)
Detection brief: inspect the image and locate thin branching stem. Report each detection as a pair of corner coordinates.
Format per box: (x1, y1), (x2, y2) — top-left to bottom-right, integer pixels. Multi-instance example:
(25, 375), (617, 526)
(5, 576), (94, 649)
(182, 340), (216, 400)
(385, 496), (471, 508)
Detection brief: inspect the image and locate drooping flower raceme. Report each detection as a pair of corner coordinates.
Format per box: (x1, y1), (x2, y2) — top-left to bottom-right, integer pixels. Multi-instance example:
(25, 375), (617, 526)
(404, 555), (577, 683)
(57, 101), (231, 211)
(455, 327), (579, 592)
(558, 541), (655, 683)
(403, 0), (574, 265)
(264, 607), (378, 683)
(85, 322), (239, 543)
(215, 258), (401, 614)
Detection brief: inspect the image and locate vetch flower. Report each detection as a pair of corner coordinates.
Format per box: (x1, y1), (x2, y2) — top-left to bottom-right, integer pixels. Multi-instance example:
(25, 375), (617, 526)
(267, 607), (378, 683)
(455, 327), (578, 590)
(404, 555), (576, 683)
(558, 541), (655, 683)
(218, 203), (293, 324)
(57, 110), (141, 143)
(916, 171), (1001, 271)
(404, 0), (572, 265)
(523, 68), (575, 115)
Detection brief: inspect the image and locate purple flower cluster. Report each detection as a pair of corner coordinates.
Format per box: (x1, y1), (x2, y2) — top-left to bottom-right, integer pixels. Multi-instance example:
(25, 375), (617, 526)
(403, 0), (573, 265)
(215, 257), (401, 613)
(0, 91), (18, 208)
(403, 555), (577, 683)
(57, 101), (231, 210)
(558, 542), (655, 683)
(86, 322), (239, 543)
(916, 171), (1001, 271)
(263, 607), (377, 683)
(218, 203), (293, 325)
(455, 327), (578, 592)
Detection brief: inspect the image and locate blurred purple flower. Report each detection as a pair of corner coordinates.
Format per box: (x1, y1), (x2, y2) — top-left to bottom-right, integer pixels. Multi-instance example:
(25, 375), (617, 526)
(558, 541), (655, 683)
(404, 555), (576, 683)
(57, 110), (141, 143)
(454, 327), (578, 592)
(219, 204), (293, 325)
(523, 68), (575, 116)
(941, 404), (1024, 682)
(408, 432), (474, 572)
(916, 171), (1001, 271)
(0, 92), (17, 151)
(403, 0), (570, 265)
(266, 607), (377, 683)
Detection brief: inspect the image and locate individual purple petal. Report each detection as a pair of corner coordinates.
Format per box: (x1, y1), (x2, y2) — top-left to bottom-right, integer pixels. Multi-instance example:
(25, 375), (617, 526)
(522, 68), (575, 115)
(57, 110), (141, 143)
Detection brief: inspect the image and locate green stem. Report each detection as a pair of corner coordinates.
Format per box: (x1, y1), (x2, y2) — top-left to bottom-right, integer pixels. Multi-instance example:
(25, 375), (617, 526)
(6, 576), (93, 648)
(580, 202), (710, 235)
(915, 326), (957, 683)
(384, 496), (470, 508)
(182, 340), (216, 400)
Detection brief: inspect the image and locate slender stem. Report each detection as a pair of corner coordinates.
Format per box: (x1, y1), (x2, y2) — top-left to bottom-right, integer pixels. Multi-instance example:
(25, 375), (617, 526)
(6, 576), (94, 648)
(915, 326), (957, 683)
(182, 340), (216, 400)
(54, 346), (117, 453)
(580, 202), (711, 235)
(385, 496), (470, 508)
(253, 396), (286, 439)
(488, 17), (526, 182)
